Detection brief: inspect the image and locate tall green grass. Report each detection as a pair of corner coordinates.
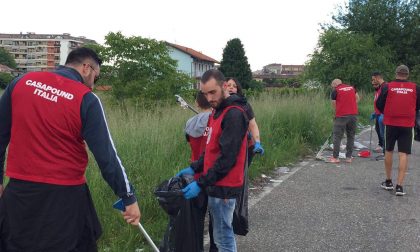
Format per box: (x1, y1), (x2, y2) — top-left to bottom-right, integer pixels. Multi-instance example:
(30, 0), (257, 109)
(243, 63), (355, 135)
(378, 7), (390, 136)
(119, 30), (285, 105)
(246, 91), (333, 178)
(0, 88), (373, 251)
(90, 90), (374, 251)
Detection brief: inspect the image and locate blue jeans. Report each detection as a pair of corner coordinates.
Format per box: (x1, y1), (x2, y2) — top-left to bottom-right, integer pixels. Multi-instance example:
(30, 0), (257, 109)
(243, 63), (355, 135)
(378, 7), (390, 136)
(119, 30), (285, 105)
(378, 114), (385, 141)
(208, 196), (237, 252)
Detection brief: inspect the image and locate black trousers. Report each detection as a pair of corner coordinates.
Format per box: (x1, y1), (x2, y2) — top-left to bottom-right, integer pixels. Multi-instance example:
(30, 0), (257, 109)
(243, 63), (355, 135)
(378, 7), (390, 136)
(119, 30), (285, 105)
(0, 179), (101, 252)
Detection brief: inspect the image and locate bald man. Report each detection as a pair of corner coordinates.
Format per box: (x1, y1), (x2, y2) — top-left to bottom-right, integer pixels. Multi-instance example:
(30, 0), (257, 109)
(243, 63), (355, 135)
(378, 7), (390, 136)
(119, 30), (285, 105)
(327, 79), (359, 163)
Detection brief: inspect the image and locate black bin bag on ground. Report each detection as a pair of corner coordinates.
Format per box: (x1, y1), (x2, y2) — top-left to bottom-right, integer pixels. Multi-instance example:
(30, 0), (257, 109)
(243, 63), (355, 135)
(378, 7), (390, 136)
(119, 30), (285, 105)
(155, 175), (206, 252)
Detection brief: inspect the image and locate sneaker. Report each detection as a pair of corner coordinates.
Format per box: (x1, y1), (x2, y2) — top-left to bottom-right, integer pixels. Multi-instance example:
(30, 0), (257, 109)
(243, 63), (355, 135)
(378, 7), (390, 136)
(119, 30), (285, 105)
(395, 185), (406, 196)
(381, 180), (394, 190)
(345, 157), (353, 163)
(325, 157), (340, 163)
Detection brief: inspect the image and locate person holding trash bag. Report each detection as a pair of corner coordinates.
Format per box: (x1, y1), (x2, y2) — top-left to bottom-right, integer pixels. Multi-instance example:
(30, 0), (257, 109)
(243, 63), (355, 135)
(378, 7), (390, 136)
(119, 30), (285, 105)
(376, 65), (420, 196)
(178, 69), (249, 252)
(0, 47), (140, 251)
(224, 77), (264, 165)
(184, 91), (219, 252)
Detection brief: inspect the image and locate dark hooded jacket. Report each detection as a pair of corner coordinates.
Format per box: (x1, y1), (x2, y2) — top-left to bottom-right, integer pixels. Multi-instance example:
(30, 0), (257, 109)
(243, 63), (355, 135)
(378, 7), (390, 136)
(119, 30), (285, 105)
(191, 94), (249, 198)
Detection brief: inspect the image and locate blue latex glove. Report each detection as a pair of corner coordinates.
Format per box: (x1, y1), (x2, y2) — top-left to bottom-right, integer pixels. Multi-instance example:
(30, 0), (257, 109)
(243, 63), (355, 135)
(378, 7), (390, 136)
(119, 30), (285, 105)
(176, 167), (195, 177)
(370, 113), (376, 121)
(182, 181), (201, 199)
(253, 141), (264, 155)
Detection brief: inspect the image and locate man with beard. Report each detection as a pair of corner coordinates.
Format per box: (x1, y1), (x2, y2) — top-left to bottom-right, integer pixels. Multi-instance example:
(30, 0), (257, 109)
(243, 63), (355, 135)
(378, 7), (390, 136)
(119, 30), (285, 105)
(371, 72), (386, 154)
(177, 69), (249, 252)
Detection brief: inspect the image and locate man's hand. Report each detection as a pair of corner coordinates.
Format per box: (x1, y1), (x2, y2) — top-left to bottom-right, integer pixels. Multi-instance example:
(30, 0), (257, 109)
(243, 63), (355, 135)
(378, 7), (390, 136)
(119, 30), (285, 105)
(370, 113), (376, 121)
(176, 167), (195, 177)
(0, 185), (3, 197)
(182, 181), (201, 199)
(253, 142), (265, 155)
(122, 202), (141, 226)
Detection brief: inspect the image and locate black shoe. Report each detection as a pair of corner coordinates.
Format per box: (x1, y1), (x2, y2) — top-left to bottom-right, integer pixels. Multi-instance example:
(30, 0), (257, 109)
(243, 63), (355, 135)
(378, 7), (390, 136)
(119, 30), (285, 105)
(395, 185), (406, 196)
(381, 180), (393, 190)
(375, 154), (384, 161)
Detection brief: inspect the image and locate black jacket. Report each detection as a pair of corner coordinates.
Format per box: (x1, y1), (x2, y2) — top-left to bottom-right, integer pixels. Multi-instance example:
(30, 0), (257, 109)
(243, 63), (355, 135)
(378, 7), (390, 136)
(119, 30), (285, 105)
(0, 66), (136, 205)
(191, 94), (249, 198)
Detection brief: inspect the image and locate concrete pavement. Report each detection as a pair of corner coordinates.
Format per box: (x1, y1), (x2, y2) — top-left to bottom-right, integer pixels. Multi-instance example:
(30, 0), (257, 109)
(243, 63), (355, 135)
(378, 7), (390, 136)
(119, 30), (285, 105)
(236, 128), (420, 252)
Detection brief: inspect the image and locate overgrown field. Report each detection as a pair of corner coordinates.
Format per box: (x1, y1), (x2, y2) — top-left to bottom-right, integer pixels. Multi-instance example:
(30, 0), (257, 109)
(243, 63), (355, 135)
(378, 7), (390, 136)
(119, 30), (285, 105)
(87, 90), (372, 251)
(0, 88), (373, 251)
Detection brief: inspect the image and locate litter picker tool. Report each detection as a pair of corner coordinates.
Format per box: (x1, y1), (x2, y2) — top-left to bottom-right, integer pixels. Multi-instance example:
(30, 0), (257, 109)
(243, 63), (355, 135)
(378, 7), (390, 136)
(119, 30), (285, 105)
(175, 94), (199, 114)
(315, 133), (332, 161)
(113, 199), (160, 252)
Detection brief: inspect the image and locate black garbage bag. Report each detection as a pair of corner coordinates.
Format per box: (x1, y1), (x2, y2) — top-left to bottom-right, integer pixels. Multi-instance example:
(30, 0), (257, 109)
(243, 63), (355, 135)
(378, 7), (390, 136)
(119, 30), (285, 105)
(232, 154), (249, 236)
(155, 176), (192, 216)
(415, 110), (420, 142)
(155, 175), (206, 252)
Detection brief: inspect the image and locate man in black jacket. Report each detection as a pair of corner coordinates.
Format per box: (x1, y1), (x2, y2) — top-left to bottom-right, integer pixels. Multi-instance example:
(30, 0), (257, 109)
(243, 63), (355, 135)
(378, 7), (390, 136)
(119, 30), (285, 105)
(0, 47), (140, 251)
(178, 69), (249, 252)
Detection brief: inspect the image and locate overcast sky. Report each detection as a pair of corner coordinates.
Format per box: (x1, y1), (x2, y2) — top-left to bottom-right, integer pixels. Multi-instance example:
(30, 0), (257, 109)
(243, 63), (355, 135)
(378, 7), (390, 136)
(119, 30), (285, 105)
(1, 0), (346, 71)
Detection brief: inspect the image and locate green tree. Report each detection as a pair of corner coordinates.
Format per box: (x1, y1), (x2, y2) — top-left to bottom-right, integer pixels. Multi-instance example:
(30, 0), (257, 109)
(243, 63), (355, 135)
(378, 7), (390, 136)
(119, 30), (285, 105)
(85, 32), (192, 105)
(219, 38), (253, 89)
(0, 72), (14, 89)
(304, 29), (394, 89)
(410, 64), (420, 84)
(330, 0), (420, 70)
(0, 48), (17, 69)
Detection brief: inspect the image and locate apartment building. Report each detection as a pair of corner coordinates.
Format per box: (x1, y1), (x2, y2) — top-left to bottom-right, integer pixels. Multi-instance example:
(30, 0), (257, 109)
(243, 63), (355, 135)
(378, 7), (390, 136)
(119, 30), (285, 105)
(0, 33), (96, 72)
(253, 63), (305, 80)
(281, 65), (305, 75)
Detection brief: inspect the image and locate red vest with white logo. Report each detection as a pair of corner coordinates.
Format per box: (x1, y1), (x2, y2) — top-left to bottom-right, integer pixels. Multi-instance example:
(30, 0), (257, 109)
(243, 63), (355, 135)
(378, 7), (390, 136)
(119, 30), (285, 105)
(6, 72), (91, 185)
(383, 81), (417, 127)
(374, 87), (382, 115)
(335, 84), (358, 117)
(203, 106), (247, 187)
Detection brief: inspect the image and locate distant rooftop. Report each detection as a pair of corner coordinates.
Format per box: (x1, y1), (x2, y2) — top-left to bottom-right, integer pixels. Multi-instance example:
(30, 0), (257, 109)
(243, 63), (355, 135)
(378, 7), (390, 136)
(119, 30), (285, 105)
(0, 32), (96, 44)
(166, 42), (219, 63)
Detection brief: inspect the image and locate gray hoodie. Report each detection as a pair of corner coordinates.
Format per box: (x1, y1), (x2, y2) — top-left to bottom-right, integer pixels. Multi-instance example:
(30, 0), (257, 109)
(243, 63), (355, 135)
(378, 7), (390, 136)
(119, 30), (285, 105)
(184, 112), (211, 137)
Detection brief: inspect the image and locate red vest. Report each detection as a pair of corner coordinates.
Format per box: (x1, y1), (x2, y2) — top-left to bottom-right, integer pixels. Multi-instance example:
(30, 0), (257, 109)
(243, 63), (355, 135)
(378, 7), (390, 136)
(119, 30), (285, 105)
(203, 106), (247, 187)
(335, 84), (358, 117)
(6, 72), (91, 185)
(374, 86), (382, 115)
(189, 126), (210, 180)
(383, 81), (417, 127)
(189, 136), (205, 162)
(188, 121), (210, 163)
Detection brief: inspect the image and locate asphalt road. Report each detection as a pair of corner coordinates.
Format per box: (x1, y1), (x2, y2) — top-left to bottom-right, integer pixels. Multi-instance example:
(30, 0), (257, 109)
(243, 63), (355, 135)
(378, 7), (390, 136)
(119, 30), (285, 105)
(236, 128), (420, 252)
